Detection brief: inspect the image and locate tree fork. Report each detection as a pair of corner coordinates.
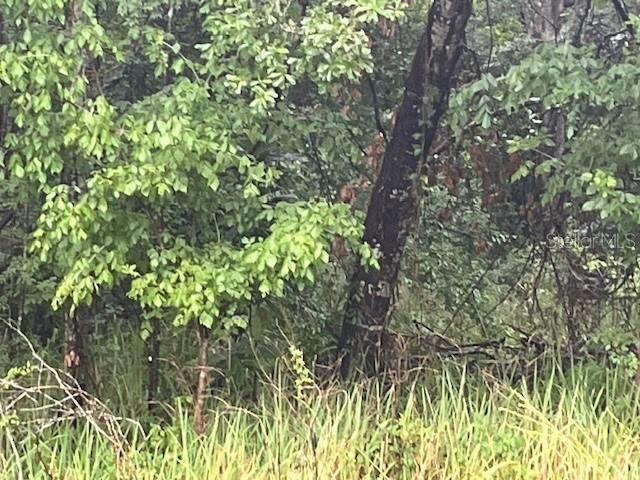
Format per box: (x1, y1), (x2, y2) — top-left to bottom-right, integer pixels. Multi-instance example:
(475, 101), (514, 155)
(339, 0), (473, 377)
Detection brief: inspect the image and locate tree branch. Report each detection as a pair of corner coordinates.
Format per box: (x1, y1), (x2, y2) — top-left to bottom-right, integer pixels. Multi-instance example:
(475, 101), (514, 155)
(611, 0), (635, 36)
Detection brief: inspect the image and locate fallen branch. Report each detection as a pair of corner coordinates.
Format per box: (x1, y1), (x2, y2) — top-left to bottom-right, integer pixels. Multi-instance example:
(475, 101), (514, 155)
(0, 318), (139, 477)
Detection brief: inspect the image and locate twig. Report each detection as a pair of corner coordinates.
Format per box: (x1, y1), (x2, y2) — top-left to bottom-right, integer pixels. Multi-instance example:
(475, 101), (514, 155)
(0, 318), (139, 477)
(526, 0), (561, 42)
(572, 0), (592, 47)
(307, 134), (334, 201)
(484, 0), (494, 69)
(445, 240), (528, 334)
(531, 245), (549, 325)
(474, 243), (537, 329)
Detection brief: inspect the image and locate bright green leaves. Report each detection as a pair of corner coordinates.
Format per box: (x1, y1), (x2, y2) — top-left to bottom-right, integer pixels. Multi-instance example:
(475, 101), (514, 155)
(344, 0), (406, 23)
(63, 96), (120, 161)
(198, 0), (298, 112)
(32, 183), (148, 311)
(296, 0), (404, 90)
(297, 8), (373, 90)
(579, 170), (640, 223)
(196, 0), (401, 110)
(5, 0), (376, 340)
(129, 240), (252, 331)
(52, 248), (137, 311)
(127, 202), (365, 334)
(505, 134), (554, 156)
(0, 0), (115, 187)
(31, 79), (272, 312)
(1, 0), (67, 24)
(242, 201), (364, 296)
(450, 43), (640, 249)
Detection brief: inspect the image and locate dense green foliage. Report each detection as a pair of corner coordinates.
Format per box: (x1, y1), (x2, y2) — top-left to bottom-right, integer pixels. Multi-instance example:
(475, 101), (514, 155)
(2, 0), (386, 334)
(2, 0), (640, 477)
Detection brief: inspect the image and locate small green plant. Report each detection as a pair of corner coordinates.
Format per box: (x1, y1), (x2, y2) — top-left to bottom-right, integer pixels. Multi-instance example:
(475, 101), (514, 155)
(588, 328), (639, 378)
(287, 344), (315, 405)
(2, 361), (37, 384)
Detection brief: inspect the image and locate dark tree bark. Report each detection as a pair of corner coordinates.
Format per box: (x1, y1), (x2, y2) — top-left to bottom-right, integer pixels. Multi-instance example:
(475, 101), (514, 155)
(339, 0), (473, 376)
(63, 309), (86, 393)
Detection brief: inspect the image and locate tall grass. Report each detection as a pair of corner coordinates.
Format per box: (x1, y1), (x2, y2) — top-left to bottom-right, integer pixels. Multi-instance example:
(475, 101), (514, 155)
(3, 362), (640, 479)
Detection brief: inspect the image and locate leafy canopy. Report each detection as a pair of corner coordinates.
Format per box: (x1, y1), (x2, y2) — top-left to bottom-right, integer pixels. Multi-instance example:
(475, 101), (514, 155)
(0, 0), (399, 334)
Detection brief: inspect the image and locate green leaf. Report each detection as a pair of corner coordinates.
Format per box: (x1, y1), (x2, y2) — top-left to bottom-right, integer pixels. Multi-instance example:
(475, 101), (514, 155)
(13, 163), (24, 178)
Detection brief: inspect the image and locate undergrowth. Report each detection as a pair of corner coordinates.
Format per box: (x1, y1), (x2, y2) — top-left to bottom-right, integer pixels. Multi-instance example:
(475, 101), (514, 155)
(2, 360), (640, 479)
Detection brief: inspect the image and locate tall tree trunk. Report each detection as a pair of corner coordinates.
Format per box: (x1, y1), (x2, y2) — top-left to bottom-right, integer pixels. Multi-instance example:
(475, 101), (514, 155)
(63, 309), (85, 390)
(194, 324), (210, 435)
(146, 324), (160, 412)
(522, 0), (564, 42)
(147, 213), (165, 412)
(63, 1), (88, 391)
(339, 0), (473, 376)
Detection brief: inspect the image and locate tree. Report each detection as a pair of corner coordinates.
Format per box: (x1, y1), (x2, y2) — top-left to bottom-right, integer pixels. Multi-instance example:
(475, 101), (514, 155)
(450, 4), (640, 345)
(339, 0), (473, 375)
(1, 0), (398, 432)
